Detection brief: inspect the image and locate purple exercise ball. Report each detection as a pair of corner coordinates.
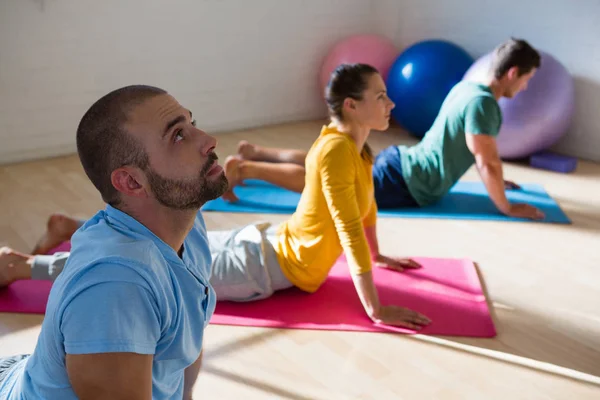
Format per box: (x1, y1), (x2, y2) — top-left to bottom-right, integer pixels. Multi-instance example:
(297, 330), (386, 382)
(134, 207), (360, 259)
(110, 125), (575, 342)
(463, 51), (575, 159)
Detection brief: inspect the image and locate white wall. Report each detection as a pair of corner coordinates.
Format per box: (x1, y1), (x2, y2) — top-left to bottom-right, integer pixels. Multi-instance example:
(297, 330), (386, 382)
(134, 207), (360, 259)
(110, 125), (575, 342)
(2, 1), (598, 165)
(0, 0), (376, 165)
(374, 0), (600, 162)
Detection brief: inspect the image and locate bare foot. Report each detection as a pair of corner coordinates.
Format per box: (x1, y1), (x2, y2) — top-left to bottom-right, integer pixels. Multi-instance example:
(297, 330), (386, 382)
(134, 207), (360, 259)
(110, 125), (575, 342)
(0, 247), (33, 288)
(237, 140), (259, 161)
(222, 155), (245, 202)
(31, 213), (80, 255)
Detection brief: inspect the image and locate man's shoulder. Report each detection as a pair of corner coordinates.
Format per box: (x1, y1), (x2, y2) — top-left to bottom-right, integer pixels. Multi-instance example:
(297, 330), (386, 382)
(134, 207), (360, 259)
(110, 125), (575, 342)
(456, 82), (499, 109)
(46, 233), (174, 328)
(63, 208), (211, 288)
(63, 213), (175, 288)
(57, 240), (169, 303)
(71, 223), (163, 269)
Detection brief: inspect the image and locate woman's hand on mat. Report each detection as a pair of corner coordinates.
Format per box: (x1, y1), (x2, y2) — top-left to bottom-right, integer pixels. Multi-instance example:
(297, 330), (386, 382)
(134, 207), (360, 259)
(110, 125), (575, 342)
(504, 180), (521, 190)
(371, 305), (431, 330)
(374, 254), (421, 272)
(506, 203), (545, 220)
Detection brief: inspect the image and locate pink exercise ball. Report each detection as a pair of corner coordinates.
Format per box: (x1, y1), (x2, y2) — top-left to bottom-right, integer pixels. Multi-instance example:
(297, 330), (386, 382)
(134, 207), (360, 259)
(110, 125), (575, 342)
(463, 50), (575, 159)
(319, 34), (399, 95)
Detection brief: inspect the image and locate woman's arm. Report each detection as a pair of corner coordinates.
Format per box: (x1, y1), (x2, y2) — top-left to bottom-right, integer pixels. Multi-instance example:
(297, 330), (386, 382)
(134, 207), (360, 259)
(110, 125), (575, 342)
(319, 140), (372, 278)
(351, 270), (430, 329)
(319, 139), (430, 329)
(362, 201), (380, 257)
(363, 199), (421, 271)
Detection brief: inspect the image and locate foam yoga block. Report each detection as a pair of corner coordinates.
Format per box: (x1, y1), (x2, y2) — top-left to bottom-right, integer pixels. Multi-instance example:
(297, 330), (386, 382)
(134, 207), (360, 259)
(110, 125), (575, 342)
(530, 151), (577, 173)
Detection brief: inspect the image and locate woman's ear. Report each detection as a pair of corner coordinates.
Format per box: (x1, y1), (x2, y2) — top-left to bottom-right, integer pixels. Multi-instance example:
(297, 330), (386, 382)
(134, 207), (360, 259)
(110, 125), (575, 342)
(343, 97), (357, 112)
(110, 167), (148, 200)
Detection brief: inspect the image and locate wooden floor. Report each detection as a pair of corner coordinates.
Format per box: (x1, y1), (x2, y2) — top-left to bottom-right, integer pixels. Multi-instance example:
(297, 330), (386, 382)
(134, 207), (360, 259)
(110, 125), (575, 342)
(1, 120), (599, 399)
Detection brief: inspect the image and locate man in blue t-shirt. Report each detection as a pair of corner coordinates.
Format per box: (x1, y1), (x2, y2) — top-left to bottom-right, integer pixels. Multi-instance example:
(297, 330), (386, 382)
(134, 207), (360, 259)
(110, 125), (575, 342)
(0, 85), (229, 399)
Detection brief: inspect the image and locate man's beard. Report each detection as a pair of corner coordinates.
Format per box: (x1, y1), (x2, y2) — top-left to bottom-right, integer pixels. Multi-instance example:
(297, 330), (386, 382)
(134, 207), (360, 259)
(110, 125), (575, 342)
(145, 152), (228, 210)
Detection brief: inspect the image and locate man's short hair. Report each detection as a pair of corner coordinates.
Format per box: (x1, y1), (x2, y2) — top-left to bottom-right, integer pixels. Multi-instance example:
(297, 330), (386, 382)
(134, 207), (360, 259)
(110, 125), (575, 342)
(490, 38), (541, 79)
(76, 85), (167, 205)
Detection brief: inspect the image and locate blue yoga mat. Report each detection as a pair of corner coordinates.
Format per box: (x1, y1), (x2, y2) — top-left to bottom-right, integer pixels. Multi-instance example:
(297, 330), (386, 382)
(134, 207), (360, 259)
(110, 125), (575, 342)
(202, 179), (571, 224)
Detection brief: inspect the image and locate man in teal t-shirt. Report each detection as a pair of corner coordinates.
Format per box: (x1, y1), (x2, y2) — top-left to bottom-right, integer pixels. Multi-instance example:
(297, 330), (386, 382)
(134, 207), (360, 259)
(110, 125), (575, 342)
(399, 80), (502, 206)
(372, 38), (545, 220)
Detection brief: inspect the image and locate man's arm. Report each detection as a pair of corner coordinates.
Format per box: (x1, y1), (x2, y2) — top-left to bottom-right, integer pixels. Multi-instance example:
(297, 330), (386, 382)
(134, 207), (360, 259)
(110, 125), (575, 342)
(466, 133), (544, 220)
(465, 133), (511, 214)
(67, 353), (153, 400)
(463, 96), (543, 220)
(183, 350), (203, 400)
(61, 276), (161, 399)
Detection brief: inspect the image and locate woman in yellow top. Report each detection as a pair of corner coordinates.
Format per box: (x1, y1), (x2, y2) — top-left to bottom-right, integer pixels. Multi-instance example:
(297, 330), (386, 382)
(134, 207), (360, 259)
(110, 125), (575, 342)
(3, 64), (431, 330)
(219, 62), (429, 329)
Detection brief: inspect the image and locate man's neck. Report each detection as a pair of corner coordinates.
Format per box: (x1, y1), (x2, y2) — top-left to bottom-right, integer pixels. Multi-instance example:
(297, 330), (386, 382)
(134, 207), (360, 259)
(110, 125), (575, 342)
(118, 203), (198, 255)
(481, 76), (504, 100)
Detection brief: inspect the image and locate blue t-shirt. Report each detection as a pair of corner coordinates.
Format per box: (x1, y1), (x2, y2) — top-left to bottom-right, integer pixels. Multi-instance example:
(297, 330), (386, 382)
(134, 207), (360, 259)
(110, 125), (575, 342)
(0, 205), (216, 399)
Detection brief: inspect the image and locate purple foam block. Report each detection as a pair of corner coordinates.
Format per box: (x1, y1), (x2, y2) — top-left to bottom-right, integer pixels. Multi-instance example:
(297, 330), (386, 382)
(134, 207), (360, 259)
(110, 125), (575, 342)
(530, 151), (577, 173)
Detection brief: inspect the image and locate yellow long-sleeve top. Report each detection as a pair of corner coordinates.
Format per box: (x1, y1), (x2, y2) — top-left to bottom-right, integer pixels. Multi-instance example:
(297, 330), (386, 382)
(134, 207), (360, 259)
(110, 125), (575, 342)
(273, 123), (378, 293)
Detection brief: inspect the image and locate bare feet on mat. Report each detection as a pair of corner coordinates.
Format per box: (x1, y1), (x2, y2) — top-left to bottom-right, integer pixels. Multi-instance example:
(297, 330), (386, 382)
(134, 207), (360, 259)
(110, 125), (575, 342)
(0, 247), (32, 287)
(31, 213), (80, 255)
(237, 140), (259, 161)
(222, 155), (244, 202)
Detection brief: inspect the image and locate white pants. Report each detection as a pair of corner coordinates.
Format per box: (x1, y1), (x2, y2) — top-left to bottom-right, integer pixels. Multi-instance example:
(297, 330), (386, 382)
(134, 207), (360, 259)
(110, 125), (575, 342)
(32, 222), (293, 303)
(207, 222), (293, 302)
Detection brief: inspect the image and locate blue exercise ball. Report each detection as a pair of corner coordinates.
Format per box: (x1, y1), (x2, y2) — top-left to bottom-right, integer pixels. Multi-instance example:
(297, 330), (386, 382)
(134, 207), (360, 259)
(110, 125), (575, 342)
(387, 40), (474, 138)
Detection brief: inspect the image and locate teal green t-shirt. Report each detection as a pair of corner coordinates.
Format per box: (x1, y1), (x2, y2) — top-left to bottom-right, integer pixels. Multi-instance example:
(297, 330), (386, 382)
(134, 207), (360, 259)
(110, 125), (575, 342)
(399, 81), (502, 206)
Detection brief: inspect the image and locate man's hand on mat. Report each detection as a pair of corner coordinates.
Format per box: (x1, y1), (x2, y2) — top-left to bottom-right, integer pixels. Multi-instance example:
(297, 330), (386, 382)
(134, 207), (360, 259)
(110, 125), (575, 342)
(371, 305), (431, 330)
(374, 254), (421, 272)
(504, 180), (521, 190)
(506, 203), (545, 220)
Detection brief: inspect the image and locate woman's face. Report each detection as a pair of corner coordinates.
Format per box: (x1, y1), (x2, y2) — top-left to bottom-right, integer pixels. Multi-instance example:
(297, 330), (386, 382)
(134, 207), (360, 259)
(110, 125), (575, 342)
(350, 73), (395, 131)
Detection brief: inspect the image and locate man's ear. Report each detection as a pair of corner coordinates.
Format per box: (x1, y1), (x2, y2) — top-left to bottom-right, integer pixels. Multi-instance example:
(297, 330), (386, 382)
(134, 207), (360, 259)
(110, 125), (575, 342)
(110, 167), (148, 199)
(506, 66), (520, 81)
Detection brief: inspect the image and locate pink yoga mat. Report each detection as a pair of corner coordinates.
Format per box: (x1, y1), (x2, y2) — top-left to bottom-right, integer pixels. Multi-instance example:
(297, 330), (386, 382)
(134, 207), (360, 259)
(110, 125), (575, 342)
(0, 243), (496, 337)
(0, 280), (53, 314)
(0, 243), (68, 314)
(211, 256), (497, 337)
